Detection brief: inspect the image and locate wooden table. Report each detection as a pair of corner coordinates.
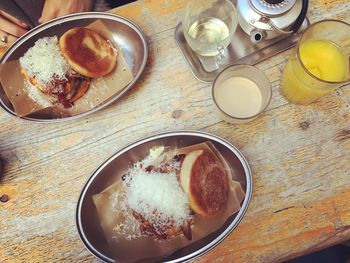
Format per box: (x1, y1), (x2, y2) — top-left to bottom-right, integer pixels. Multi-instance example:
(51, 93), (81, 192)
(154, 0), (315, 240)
(1, 0), (350, 262)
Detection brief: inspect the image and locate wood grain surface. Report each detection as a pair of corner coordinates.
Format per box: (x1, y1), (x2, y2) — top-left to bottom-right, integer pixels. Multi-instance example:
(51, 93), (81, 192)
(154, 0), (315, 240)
(1, 0), (350, 262)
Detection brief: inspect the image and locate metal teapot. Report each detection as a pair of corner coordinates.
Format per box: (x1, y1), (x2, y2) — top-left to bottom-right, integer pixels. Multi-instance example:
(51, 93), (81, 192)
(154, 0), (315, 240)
(236, 0), (308, 43)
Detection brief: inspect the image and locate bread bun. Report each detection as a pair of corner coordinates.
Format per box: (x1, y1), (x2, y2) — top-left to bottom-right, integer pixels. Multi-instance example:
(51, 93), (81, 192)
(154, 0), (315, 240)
(180, 150), (229, 216)
(59, 27), (117, 78)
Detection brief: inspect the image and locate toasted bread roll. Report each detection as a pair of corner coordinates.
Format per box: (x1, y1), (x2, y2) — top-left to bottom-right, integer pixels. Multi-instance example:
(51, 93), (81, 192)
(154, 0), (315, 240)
(59, 27), (117, 78)
(180, 150), (229, 216)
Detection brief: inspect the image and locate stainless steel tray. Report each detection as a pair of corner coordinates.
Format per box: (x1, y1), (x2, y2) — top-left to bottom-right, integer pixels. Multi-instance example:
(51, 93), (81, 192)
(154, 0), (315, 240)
(175, 18), (309, 83)
(76, 130), (252, 263)
(0, 12), (148, 122)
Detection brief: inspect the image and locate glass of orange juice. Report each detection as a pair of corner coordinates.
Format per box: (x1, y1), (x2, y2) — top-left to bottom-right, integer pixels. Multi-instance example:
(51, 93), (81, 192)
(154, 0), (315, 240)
(281, 20), (350, 105)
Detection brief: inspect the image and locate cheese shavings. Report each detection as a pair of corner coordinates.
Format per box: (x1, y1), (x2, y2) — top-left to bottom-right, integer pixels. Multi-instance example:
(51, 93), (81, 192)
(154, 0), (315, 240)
(110, 190), (143, 240)
(125, 165), (191, 230)
(19, 36), (69, 86)
(25, 81), (53, 107)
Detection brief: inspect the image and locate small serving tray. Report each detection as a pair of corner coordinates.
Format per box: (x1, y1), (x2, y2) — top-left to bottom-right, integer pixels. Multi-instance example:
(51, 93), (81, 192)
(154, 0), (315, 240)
(175, 18), (309, 83)
(0, 12), (148, 122)
(76, 130), (252, 263)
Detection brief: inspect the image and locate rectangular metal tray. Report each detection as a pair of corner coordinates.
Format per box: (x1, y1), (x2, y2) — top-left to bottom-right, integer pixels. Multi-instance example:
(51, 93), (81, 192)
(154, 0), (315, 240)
(175, 18), (309, 83)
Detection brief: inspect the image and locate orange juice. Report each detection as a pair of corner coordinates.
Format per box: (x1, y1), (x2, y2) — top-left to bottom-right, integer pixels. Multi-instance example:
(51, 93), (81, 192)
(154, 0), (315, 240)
(281, 39), (348, 104)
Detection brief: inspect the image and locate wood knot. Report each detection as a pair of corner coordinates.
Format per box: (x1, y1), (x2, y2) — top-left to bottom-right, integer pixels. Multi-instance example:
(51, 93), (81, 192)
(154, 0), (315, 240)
(0, 194), (9, 203)
(299, 121), (310, 130)
(172, 110), (183, 119)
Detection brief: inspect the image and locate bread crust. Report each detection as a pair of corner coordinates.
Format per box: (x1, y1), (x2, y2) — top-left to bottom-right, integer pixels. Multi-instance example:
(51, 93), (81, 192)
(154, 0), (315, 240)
(59, 27), (117, 78)
(180, 150), (229, 216)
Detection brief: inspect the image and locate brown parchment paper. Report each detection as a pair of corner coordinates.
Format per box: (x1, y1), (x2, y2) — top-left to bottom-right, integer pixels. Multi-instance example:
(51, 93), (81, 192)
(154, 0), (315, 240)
(92, 142), (246, 263)
(0, 20), (134, 117)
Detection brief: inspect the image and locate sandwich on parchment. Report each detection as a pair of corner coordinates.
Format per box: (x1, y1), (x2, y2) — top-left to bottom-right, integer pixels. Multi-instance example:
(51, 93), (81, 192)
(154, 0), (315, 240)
(106, 143), (231, 242)
(19, 27), (117, 108)
(127, 144), (229, 240)
(92, 142), (245, 263)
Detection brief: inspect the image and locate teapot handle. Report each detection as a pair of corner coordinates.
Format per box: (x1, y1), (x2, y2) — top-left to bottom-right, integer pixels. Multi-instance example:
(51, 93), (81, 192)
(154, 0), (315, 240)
(290, 0), (309, 33)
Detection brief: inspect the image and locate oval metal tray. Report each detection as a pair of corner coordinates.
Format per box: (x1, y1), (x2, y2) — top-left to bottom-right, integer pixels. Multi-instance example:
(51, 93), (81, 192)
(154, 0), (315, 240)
(76, 130), (252, 263)
(0, 12), (148, 122)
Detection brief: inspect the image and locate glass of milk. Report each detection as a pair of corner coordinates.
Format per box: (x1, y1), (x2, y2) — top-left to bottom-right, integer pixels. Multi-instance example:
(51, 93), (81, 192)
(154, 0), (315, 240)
(212, 65), (271, 124)
(182, 0), (238, 59)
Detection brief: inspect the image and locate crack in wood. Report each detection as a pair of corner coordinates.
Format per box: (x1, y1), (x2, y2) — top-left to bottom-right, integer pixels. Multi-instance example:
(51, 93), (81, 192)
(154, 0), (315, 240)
(336, 129), (350, 142)
(331, 200), (344, 230)
(301, 184), (322, 193)
(273, 206), (295, 214)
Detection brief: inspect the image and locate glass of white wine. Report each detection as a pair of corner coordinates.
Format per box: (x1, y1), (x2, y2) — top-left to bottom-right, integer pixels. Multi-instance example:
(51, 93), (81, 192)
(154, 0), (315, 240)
(182, 0), (238, 60)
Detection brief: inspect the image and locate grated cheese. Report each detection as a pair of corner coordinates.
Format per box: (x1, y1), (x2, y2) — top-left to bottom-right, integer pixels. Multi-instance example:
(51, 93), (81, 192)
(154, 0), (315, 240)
(125, 165), (191, 230)
(19, 36), (69, 87)
(110, 191), (142, 240)
(25, 81), (53, 107)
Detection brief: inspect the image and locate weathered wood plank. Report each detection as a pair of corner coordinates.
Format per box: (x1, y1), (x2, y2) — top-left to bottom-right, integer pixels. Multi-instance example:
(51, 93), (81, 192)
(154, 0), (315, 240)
(0, 0), (350, 262)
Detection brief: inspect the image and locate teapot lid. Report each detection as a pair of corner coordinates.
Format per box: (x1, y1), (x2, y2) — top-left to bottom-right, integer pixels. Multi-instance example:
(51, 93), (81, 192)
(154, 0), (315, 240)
(250, 0), (297, 16)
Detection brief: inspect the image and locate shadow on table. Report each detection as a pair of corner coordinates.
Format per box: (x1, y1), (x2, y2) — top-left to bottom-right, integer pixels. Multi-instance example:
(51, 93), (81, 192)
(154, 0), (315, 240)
(109, 0), (136, 7)
(285, 245), (350, 263)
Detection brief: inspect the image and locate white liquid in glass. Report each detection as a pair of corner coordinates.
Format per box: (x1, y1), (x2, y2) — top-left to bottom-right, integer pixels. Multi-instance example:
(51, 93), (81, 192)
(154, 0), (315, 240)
(215, 77), (263, 118)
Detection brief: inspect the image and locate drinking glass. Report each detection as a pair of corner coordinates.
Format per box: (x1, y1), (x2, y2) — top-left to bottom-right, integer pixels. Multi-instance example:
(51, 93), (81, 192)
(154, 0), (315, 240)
(182, 0), (238, 59)
(281, 20), (350, 105)
(212, 65), (271, 124)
